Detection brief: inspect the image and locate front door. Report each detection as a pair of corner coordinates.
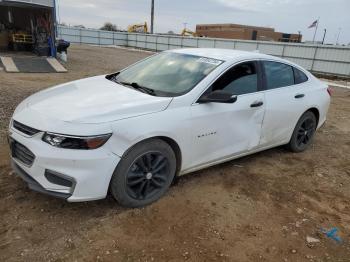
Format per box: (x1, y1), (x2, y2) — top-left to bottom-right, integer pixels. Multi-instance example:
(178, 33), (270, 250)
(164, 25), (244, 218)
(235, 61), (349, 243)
(189, 61), (265, 169)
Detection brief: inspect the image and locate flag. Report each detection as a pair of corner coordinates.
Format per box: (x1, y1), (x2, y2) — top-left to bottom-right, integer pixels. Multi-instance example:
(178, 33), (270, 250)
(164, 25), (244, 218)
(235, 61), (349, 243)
(308, 20), (318, 28)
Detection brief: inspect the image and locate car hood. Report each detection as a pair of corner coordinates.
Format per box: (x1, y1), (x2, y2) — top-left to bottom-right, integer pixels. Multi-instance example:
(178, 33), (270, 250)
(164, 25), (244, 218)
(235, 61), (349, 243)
(15, 75), (173, 124)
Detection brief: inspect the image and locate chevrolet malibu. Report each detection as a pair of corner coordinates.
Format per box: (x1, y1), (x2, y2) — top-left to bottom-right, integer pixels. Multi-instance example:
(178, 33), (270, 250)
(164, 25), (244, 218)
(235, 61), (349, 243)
(9, 48), (331, 207)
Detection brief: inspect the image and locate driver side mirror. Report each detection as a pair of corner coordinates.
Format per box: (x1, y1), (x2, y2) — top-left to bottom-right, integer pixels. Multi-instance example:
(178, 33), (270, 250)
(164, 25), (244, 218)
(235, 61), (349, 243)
(198, 90), (238, 104)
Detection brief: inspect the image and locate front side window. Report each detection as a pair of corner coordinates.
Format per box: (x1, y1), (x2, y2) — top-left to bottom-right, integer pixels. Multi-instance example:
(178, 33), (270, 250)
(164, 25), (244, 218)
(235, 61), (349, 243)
(110, 52), (223, 97)
(263, 61), (294, 90)
(209, 61), (258, 95)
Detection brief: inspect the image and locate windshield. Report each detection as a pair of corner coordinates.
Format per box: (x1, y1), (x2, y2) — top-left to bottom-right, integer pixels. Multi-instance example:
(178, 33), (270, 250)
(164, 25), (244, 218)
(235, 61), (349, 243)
(111, 52), (223, 97)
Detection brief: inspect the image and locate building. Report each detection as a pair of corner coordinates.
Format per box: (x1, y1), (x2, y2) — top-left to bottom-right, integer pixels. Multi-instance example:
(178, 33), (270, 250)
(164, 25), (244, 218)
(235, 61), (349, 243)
(196, 23), (302, 43)
(0, 0), (57, 56)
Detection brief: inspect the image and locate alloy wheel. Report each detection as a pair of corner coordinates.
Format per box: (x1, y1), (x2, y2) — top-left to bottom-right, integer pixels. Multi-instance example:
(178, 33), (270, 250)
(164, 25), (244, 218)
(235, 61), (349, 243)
(126, 152), (170, 200)
(296, 117), (316, 147)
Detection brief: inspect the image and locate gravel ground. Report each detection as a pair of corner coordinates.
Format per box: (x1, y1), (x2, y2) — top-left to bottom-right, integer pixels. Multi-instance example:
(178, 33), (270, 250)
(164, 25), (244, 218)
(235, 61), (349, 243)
(0, 44), (350, 262)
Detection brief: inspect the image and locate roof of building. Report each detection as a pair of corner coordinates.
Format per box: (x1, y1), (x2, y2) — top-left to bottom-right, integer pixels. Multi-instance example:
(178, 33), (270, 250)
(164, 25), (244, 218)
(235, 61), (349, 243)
(196, 23), (274, 32)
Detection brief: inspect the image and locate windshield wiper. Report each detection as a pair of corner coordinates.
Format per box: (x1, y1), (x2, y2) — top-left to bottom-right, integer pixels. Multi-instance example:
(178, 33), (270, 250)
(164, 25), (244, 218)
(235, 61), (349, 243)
(118, 81), (156, 96)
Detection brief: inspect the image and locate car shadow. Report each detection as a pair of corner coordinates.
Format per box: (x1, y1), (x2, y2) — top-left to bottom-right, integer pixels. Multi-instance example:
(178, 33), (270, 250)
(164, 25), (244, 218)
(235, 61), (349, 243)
(3, 145), (288, 215)
(172, 145), (288, 185)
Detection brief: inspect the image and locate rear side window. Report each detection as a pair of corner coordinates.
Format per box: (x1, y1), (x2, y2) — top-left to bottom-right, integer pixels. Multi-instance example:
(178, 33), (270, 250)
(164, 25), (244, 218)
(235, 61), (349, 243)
(263, 61), (294, 89)
(293, 67), (308, 84)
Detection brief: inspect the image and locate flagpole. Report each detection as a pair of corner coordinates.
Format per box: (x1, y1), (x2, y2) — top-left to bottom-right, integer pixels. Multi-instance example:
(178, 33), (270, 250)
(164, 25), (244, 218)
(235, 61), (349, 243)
(312, 18), (319, 43)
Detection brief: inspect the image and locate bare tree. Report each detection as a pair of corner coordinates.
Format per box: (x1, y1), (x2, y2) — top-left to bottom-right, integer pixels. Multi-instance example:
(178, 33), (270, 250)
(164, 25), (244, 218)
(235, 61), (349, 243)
(73, 25), (85, 29)
(100, 22), (118, 31)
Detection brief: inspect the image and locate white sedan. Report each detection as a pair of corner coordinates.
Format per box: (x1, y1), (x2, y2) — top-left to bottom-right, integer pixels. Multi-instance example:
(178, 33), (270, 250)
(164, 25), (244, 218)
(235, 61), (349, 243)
(9, 48), (331, 207)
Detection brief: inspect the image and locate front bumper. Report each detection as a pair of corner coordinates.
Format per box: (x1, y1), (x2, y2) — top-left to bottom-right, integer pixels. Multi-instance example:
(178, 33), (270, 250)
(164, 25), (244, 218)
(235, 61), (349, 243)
(11, 161), (73, 199)
(9, 128), (120, 202)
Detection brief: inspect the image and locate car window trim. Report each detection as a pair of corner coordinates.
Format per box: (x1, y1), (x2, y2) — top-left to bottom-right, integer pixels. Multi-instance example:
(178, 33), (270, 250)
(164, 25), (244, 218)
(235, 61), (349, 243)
(193, 59), (263, 105)
(292, 67), (298, 84)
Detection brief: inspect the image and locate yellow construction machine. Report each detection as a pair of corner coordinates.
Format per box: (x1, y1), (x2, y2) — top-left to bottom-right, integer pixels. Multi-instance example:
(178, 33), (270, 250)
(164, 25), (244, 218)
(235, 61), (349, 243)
(181, 28), (197, 37)
(128, 22), (148, 33)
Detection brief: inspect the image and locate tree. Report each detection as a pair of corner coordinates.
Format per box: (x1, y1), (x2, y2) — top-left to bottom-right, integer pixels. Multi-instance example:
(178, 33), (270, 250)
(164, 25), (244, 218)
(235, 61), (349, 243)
(100, 22), (118, 31)
(167, 31), (175, 35)
(73, 24), (85, 29)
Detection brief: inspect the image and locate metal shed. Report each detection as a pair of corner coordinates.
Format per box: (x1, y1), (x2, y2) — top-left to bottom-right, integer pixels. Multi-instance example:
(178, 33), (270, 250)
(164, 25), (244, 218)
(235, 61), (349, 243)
(0, 0), (56, 56)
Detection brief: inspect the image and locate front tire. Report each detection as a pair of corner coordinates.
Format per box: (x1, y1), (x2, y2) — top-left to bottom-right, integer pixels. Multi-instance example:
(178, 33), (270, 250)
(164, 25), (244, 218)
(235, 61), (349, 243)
(288, 111), (317, 152)
(110, 139), (176, 208)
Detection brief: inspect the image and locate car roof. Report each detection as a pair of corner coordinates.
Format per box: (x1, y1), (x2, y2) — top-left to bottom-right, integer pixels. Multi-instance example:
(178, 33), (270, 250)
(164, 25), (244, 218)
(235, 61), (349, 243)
(169, 48), (279, 63)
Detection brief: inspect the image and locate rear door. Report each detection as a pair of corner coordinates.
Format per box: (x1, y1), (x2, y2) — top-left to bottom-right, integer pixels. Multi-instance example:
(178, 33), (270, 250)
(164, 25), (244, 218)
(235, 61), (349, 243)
(189, 61), (266, 168)
(259, 60), (310, 146)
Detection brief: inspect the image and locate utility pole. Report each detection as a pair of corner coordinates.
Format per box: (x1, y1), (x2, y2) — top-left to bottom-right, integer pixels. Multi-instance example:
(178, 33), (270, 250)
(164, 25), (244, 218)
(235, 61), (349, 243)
(336, 28), (342, 45)
(150, 0), (154, 34)
(312, 18), (319, 43)
(298, 31), (301, 43)
(322, 29), (327, 45)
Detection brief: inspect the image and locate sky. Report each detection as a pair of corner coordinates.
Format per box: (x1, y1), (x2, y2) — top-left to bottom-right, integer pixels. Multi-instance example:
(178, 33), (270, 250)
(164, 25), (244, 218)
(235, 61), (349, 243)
(57, 0), (350, 45)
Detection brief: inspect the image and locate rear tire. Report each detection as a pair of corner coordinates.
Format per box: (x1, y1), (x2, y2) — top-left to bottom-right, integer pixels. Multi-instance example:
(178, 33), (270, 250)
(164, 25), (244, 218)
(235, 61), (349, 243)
(110, 139), (176, 208)
(288, 111), (317, 152)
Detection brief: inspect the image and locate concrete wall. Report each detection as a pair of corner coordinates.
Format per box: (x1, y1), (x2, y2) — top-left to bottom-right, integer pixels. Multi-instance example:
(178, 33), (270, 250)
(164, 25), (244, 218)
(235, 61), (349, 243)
(58, 25), (350, 78)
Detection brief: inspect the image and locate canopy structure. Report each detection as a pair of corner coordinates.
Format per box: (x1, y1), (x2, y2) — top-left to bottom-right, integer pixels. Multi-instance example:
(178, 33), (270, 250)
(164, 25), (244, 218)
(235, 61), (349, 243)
(0, 0), (57, 56)
(0, 0), (54, 8)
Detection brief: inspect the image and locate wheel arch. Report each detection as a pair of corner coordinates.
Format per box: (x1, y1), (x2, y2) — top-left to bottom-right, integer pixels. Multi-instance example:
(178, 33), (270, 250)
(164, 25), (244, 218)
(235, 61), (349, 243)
(287, 107), (320, 144)
(156, 136), (182, 176)
(306, 107), (320, 127)
(121, 136), (182, 177)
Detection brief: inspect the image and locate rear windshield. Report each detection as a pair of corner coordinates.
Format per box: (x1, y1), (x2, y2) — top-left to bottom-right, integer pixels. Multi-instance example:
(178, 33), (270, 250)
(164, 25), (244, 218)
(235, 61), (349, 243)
(112, 52), (223, 97)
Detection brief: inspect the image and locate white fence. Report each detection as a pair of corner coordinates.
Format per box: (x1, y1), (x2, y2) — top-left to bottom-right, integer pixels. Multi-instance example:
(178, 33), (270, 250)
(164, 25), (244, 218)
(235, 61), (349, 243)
(58, 25), (350, 77)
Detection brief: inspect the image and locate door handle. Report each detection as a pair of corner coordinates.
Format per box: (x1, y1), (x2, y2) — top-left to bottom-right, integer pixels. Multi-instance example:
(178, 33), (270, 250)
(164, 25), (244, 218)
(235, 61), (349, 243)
(250, 101), (264, 108)
(295, 94), (305, 99)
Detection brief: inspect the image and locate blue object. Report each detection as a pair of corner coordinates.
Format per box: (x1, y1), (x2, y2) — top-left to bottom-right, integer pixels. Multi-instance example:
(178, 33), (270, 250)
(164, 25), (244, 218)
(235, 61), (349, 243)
(48, 36), (55, 57)
(321, 227), (342, 243)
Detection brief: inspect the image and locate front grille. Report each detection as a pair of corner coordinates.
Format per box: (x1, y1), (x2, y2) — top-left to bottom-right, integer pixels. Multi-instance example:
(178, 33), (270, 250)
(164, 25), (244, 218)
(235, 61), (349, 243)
(13, 120), (40, 136)
(10, 140), (35, 166)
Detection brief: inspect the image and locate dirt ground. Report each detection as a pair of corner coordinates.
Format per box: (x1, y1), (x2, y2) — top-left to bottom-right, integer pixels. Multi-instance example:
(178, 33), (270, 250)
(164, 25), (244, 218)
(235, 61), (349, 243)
(0, 44), (350, 262)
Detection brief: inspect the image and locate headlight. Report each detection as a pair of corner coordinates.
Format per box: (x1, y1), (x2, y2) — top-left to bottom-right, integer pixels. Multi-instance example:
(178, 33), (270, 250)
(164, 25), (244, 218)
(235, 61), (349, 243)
(42, 132), (112, 150)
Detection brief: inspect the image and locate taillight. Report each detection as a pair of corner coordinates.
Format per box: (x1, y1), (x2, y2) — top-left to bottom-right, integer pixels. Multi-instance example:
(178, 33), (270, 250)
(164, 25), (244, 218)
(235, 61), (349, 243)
(327, 86), (333, 97)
